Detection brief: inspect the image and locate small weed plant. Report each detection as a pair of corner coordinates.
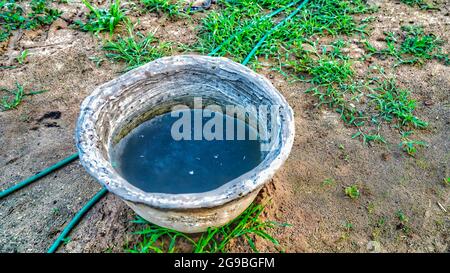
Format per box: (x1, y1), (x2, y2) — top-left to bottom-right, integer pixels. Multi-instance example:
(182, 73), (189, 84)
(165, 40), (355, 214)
(141, 0), (187, 19)
(344, 185), (360, 199)
(75, 0), (127, 35)
(1, 82), (46, 111)
(0, 0), (61, 42)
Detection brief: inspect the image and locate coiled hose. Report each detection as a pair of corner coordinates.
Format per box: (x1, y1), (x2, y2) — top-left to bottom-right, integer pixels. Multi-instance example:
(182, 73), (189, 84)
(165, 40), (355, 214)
(0, 0), (309, 253)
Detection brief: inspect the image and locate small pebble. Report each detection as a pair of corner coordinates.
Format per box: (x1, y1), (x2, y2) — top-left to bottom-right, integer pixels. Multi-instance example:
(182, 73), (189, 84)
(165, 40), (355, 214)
(367, 241), (382, 253)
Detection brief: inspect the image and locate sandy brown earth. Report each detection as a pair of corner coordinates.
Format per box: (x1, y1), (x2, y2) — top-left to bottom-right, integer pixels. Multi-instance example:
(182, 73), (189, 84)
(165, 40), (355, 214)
(0, 0), (449, 253)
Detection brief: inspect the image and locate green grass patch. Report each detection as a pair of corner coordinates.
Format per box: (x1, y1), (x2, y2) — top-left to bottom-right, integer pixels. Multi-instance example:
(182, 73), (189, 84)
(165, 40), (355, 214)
(400, 0), (436, 10)
(127, 202), (288, 253)
(364, 25), (450, 66)
(296, 55), (428, 151)
(286, 40), (354, 85)
(141, 0), (187, 19)
(286, 40), (369, 130)
(102, 22), (172, 70)
(358, 73), (427, 150)
(277, 0), (376, 37)
(0, 0), (61, 42)
(196, 0), (376, 64)
(368, 78), (428, 129)
(27, 0), (61, 28)
(196, 0), (280, 62)
(74, 0), (127, 36)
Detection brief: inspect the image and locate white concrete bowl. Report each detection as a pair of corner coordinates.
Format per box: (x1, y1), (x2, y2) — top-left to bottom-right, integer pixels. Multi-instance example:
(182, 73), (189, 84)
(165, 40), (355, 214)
(75, 55), (295, 233)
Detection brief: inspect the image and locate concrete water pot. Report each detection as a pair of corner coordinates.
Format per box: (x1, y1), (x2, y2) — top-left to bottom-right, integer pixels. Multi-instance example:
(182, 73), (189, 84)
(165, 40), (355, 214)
(75, 55), (295, 233)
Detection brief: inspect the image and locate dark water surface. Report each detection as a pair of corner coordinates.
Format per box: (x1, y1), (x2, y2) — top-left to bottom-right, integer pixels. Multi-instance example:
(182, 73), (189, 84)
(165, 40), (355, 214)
(110, 109), (264, 194)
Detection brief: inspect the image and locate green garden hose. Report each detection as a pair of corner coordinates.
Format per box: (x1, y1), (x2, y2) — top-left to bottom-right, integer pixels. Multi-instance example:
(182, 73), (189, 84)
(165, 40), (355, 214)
(47, 187), (108, 253)
(1, 1), (309, 253)
(0, 153), (79, 199)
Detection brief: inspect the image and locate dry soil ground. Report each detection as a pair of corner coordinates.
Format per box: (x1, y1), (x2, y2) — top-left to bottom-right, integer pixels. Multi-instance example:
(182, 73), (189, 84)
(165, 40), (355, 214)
(0, 0), (449, 252)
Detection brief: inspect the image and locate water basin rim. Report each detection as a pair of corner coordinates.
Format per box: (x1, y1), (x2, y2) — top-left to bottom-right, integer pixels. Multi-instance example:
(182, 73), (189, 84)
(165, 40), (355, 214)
(75, 55), (295, 210)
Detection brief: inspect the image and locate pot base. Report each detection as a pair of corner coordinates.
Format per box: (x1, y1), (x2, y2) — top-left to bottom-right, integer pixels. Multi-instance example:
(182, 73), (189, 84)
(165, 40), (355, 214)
(125, 187), (261, 233)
